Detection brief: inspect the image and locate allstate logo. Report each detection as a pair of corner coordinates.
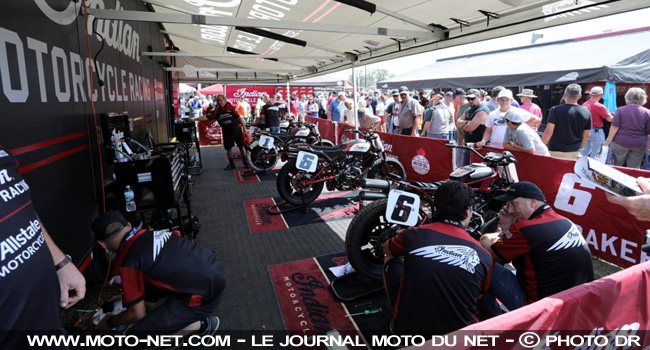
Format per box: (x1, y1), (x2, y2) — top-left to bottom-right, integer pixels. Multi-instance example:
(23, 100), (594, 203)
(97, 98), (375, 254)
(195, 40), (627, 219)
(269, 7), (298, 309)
(411, 155), (430, 175)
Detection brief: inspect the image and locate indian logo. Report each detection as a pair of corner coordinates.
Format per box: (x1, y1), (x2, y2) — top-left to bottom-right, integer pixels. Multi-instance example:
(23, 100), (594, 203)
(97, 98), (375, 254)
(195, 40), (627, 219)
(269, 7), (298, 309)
(547, 224), (586, 251)
(411, 245), (481, 273)
(152, 231), (172, 261)
(411, 155), (430, 175)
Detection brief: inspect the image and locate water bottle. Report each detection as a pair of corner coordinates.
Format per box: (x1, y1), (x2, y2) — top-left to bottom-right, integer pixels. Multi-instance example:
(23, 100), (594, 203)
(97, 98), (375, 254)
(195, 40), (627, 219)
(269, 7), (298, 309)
(124, 186), (136, 212)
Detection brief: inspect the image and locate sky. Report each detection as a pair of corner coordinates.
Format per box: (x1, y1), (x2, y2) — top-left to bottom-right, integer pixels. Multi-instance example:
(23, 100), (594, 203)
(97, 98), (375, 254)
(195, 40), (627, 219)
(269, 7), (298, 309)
(330, 7), (650, 82)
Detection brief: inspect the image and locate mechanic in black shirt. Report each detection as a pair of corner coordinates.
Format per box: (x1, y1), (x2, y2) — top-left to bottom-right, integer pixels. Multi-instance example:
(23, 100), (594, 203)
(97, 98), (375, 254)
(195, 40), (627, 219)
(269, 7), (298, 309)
(383, 181), (492, 335)
(92, 211), (226, 338)
(192, 94), (247, 170)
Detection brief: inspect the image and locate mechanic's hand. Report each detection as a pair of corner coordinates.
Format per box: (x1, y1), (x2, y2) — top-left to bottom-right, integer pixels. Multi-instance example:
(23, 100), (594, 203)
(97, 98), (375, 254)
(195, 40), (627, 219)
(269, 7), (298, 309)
(475, 141), (485, 149)
(498, 207), (516, 232)
(57, 263), (86, 309)
(606, 177), (650, 222)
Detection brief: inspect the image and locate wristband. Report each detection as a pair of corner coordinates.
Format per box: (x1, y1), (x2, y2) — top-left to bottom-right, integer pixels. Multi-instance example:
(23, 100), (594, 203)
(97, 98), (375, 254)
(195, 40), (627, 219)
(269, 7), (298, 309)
(606, 138), (613, 142)
(55, 254), (72, 271)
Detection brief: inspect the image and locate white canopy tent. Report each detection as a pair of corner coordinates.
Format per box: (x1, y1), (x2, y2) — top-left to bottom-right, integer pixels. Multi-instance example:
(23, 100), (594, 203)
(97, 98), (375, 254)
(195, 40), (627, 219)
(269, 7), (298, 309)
(381, 28), (650, 89)
(86, 0), (650, 84)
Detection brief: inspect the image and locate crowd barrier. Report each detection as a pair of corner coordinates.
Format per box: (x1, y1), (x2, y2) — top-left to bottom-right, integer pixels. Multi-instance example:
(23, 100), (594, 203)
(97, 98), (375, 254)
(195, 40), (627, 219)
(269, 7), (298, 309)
(442, 260), (650, 349)
(305, 116), (650, 268)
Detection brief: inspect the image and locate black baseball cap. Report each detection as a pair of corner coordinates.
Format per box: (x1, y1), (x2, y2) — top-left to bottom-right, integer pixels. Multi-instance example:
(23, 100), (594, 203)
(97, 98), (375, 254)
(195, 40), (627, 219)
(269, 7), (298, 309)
(91, 211), (129, 241)
(391, 89), (399, 96)
(496, 181), (546, 202)
(453, 88), (466, 96)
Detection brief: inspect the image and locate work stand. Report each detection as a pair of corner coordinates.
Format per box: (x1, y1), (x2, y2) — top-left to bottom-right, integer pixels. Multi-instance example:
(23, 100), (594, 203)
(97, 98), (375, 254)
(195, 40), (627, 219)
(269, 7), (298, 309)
(268, 190), (310, 215)
(239, 168), (269, 177)
(330, 272), (385, 302)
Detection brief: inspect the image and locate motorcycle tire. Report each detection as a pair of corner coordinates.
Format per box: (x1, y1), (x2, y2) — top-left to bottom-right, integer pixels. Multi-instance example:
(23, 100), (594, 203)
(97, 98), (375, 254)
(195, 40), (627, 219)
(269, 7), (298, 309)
(345, 198), (396, 280)
(245, 141), (279, 172)
(367, 158), (406, 180)
(277, 159), (324, 205)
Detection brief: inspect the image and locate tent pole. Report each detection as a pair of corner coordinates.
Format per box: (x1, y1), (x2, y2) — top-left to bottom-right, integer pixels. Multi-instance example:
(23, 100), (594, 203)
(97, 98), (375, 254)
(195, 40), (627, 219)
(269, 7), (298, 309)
(286, 81), (290, 118)
(352, 61), (358, 138)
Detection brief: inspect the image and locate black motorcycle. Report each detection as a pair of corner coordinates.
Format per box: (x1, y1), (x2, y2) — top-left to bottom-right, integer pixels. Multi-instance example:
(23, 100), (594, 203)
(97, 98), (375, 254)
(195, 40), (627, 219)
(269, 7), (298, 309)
(276, 129), (406, 206)
(345, 144), (519, 280)
(244, 122), (334, 173)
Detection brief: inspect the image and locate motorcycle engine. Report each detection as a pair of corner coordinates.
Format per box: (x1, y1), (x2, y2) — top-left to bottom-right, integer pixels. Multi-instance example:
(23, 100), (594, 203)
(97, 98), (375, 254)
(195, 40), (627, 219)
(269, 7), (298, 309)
(337, 155), (364, 190)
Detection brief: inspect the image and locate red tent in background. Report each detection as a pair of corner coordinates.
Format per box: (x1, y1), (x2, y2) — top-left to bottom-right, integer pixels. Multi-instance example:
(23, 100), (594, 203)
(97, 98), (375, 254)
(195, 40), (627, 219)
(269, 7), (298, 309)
(197, 83), (224, 94)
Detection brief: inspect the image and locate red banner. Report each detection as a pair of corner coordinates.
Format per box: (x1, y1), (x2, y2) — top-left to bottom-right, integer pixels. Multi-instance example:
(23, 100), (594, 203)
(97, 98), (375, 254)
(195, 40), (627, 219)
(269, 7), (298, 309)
(197, 120), (222, 146)
(431, 262), (650, 349)
(225, 86), (276, 111)
(305, 116), (338, 145)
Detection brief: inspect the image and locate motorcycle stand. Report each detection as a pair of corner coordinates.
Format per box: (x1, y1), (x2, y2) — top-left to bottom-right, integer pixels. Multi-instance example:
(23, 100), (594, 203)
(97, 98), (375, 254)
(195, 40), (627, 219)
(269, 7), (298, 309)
(268, 189), (309, 215)
(239, 168), (269, 177)
(329, 272), (384, 302)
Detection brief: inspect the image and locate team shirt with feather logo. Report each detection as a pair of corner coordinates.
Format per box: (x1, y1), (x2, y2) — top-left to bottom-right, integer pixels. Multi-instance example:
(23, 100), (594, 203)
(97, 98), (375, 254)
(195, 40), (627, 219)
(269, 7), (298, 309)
(113, 229), (226, 308)
(491, 205), (594, 303)
(388, 222), (492, 334)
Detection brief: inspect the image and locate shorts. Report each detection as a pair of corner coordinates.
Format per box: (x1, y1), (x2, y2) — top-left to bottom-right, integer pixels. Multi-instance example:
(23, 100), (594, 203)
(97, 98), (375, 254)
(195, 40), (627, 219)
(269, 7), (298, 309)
(223, 127), (243, 150)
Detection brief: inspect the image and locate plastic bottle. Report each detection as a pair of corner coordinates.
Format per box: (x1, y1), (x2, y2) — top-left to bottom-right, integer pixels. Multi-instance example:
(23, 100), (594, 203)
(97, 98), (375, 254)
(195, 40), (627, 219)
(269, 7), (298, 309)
(124, 186), (136, 212)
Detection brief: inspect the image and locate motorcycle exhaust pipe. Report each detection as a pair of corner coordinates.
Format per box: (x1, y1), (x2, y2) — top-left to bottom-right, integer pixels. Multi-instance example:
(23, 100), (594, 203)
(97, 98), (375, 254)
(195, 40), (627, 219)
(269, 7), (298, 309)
(359, 191), (388, 201)
(361, 178), (391, 191)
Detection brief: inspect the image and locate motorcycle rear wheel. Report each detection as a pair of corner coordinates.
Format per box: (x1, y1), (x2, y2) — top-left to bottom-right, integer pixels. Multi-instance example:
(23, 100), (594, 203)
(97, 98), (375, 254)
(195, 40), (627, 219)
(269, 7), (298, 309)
(345, 199), (396, 280)
(245, 141), (279, 172)
(276, 160), (324, 205)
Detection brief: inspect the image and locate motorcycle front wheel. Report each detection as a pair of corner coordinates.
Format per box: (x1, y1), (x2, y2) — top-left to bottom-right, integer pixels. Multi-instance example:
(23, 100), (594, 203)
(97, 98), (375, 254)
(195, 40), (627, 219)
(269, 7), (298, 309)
(367, 157), (406, 180)
(345, 199), (396, 280)
(276, 160), (324, 205)
(245, 141), (279, 172)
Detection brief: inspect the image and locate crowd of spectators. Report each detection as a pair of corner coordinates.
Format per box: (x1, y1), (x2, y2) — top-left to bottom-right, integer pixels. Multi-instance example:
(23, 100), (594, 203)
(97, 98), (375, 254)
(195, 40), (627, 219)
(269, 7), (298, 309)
(303, 83), (649, 169)
(181, 83), (650, 169)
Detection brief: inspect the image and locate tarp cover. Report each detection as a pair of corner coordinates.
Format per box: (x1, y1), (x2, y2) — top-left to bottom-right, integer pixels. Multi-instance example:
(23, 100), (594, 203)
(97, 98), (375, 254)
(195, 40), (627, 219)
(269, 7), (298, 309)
(382, 28), (650, 89)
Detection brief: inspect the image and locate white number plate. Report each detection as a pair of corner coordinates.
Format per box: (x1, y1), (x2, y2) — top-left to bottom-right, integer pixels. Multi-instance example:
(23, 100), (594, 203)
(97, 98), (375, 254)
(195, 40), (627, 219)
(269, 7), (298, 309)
(386, 190), (420, 227)
(295, 128), (310, 137)
(259, 135), (274, 149)
(296, 151), (318, 172)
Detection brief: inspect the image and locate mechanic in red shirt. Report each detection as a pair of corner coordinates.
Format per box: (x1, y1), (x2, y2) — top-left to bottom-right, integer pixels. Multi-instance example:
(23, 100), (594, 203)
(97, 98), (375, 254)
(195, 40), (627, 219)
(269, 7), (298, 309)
(479, 182), (593, 318)
(93, 211), (226, 338)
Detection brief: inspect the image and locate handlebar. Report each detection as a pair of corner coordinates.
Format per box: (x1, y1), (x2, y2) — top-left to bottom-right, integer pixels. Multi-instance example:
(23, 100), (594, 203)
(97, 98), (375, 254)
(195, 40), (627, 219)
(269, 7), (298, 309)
(445, 143), (517, 165)
(445, 143), (487, 160)
(344, 129), (375, 139)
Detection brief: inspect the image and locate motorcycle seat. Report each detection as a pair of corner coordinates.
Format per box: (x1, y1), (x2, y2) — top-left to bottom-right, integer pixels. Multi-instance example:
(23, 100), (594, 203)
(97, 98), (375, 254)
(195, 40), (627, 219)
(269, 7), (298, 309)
(269, 132), (292, 142)
(309, 139), (364, 151)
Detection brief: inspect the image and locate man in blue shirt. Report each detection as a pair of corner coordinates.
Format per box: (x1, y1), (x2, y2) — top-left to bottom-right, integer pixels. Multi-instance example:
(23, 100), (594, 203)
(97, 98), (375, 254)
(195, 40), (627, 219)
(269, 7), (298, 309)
(328, 92), (346, 122)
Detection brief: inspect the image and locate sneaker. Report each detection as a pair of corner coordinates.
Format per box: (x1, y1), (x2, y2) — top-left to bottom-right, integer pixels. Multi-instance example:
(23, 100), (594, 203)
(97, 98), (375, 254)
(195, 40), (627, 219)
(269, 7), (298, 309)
(197, 316), (220, 336)
(223, 163), (236, 170)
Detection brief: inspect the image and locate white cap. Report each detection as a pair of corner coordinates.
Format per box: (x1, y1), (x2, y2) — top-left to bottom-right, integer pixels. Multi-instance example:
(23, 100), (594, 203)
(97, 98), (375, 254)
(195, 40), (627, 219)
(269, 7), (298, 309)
(497, 89), (513, 99)
(590, 86), (604, 95)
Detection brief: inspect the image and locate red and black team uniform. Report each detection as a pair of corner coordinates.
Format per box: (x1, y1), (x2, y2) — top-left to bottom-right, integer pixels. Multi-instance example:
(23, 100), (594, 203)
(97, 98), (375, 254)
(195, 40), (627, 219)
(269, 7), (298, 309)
(206, 102), (243, 150)
(0, 146), (64, 347)
(491, 205), (594, 303)
(114, 228), (227, 332)
(386, 222), (492, 335)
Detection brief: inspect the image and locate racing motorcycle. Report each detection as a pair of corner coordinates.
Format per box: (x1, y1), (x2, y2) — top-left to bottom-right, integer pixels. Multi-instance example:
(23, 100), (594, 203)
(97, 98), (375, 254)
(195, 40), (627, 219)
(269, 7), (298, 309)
(345, 144), (519, 280)
(244, 122), (334, 172)
(276, 129), (406, 206)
